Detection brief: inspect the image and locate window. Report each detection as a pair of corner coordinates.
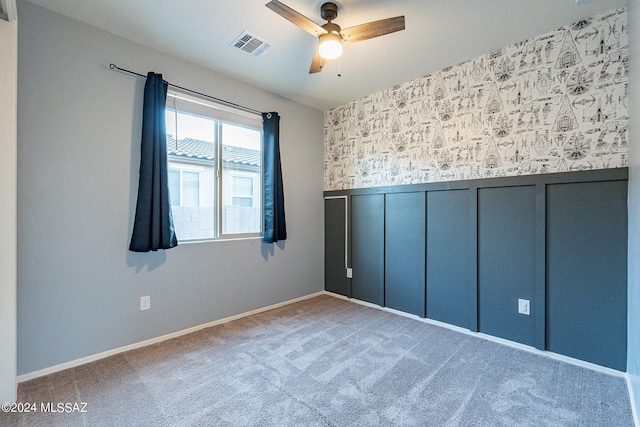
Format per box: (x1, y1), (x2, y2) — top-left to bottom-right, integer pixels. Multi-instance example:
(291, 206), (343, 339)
(232, 176), (254, 207)
(169, 170), (180, 206)
(165, 90), (262, 241)
(169, 170), (200, 207)
(183, 171), (200, 206)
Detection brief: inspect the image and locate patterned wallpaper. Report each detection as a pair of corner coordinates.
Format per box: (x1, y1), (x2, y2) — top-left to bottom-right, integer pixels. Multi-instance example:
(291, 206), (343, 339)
(324, 8), (628, 191)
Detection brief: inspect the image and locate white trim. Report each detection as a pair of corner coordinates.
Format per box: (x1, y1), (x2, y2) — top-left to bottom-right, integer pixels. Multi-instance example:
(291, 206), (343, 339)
(325, 291), (350, 302)
(322, 291), (627, 378)
(177, 235), (262, 245)
(18, 289), (630, 387)
(627, 374), (640, 427)
(166, 89), (261, 130)
(18, 291), (325, 383)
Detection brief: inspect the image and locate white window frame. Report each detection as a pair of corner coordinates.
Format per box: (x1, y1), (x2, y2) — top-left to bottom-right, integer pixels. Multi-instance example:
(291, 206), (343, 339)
(166, 89), (263, 242)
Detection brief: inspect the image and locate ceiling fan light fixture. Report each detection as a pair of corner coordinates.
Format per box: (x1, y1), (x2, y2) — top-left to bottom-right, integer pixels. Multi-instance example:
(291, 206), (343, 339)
(265, 0), (405, 73)
(318, 32), (343, 59)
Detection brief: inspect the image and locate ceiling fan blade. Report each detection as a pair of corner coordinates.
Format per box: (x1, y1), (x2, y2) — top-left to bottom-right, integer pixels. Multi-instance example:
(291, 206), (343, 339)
(341, 16), (405, 43)
(265, 0), (327, 37)
(309, 49), (326, 74)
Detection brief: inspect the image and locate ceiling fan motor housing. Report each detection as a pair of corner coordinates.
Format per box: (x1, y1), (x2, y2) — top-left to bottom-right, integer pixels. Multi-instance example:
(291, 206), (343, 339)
(321, 22), (341, 35)
(320, 2), (338, 22)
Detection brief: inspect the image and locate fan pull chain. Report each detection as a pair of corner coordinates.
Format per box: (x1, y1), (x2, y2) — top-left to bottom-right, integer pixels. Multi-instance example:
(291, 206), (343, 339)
(338, 57), (342, 77)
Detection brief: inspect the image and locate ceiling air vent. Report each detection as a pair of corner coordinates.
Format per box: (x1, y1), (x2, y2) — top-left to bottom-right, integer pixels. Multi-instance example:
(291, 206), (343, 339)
(230, 31), (271, 58)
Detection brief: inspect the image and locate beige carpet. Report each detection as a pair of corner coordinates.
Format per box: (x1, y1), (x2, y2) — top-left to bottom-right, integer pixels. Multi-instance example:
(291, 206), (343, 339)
(1, 294), (635, 426)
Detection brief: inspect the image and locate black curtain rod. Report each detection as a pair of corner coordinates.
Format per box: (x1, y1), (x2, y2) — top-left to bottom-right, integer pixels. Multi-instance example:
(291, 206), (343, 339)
(109, 63), (263, 116)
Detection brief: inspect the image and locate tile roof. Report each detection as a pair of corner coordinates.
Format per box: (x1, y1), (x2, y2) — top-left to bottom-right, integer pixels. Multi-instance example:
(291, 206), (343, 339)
(166, 136), (260, 167)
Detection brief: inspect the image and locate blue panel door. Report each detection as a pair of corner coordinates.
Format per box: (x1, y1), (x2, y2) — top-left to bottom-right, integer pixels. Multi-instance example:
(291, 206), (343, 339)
(351, 194), (384, 306)
(385, 192), (426, 317)
(427, 189), (471, 328)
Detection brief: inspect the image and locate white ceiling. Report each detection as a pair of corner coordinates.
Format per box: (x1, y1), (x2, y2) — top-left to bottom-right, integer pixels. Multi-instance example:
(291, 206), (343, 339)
(25, 0), (628, 111)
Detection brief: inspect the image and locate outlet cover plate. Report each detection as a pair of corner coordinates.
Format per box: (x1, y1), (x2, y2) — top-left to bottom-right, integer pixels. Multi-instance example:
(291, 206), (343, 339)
(518, 298), (530, 315)
(140, 295), (151, 311)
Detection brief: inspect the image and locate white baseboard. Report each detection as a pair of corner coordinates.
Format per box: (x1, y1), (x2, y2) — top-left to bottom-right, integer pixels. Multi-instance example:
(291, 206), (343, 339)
(322, 291), (626, 379)
(19, 289), (632, 391)
(627, 373), (640, 427)
(18, 291), (325, 383)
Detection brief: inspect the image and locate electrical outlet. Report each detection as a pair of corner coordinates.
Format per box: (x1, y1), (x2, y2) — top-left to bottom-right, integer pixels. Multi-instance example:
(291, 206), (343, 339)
(140, 295), (151, 311)
(346, 267), (353, 278)
(518, 298), (530, 315)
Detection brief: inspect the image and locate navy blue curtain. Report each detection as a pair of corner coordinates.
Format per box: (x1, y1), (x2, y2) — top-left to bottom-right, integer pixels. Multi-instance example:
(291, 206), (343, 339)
(262, 112), (287, 243)
(129, 72), (178, 252)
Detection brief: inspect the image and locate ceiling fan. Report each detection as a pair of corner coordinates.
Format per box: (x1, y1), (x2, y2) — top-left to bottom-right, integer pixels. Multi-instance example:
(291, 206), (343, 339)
(265, 1), (405, 74)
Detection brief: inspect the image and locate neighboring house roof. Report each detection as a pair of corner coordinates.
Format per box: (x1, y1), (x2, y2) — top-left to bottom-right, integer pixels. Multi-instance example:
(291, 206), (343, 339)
(167, 136), (260, 167)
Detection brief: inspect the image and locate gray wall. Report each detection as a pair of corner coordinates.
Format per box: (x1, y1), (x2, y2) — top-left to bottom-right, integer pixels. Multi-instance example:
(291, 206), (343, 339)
(17, 1), (324, 376)
(0, 13), (17, 402)
(627, 0), (640, 416)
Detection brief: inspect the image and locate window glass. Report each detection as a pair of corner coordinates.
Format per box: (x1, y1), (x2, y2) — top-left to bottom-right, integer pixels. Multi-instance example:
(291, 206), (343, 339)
(232, 176), (254, 208)
(221, 123), (261, 235)
(182, 171), (200, 207)
(233, 176), (253, 196)
(165, 90), (262, 241)
(169, 170), (180, 206)
(232, 197), (253, 208)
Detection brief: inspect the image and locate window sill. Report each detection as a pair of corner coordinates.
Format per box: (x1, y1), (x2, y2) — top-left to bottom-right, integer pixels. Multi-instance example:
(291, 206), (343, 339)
(177, 235), (262, 245)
